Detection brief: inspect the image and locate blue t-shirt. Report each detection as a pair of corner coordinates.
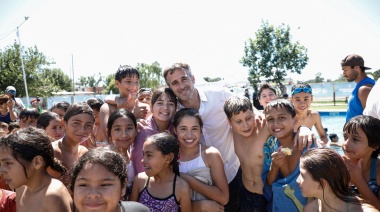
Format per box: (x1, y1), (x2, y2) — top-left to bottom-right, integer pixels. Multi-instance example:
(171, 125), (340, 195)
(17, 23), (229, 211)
(346, 77), (375, 122)
(263, 136), (314, 212)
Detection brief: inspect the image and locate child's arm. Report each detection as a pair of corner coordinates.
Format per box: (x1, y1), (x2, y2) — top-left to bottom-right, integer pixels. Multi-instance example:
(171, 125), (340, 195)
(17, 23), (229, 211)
(191, 200), (224, 211)
(312, 112), (328, 146)
(176, 178), (192, 212)
(267, 149), (286, 185)
(44, 192), (73, 212)
(129, 173), (146, 201)
(181, 147), (229, 205)
(6, 100), (17, 121)
(343, 157), (380, 209)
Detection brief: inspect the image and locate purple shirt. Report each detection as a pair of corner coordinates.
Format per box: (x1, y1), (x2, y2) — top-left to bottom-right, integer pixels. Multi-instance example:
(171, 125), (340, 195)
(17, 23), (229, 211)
(130, 116), (174, 174)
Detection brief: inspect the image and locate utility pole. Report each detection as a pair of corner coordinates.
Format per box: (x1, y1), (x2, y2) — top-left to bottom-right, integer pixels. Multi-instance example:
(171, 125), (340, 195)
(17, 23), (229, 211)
(16, 16), (30, 106)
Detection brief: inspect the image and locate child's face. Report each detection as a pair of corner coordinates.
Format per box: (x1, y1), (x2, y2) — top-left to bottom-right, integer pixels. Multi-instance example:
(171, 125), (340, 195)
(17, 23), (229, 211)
(290, 92), (313, 113)
(228, 110), (256, 137)
(0, 146), (28, 189)
(175, 116), (202, 149)
(45, 118), (64, 141)
(142, 140), (171, 177)
(63, 114), (94, 144)
(259, 89), (277, 108)
(265, 107), (297, 139)
(296, 163), (321, 198)
(0, 128), (8, 137)
(152, 94), (176, 123)
(138, 92), (152, 105)
(110, 117), (137, 150)
(51, 108), (66, 120)
(116, 75), (140, 98)
(342, 127), (376, 160)
(73, 163), (125, 212)
(19, 117), (38, 129)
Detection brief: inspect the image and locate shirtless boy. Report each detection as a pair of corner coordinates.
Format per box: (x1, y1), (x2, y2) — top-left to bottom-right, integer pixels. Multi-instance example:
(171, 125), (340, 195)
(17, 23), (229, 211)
(290, 82), (328, 145)
(51, 103), (94, 185)
(224, 96), (270, 211)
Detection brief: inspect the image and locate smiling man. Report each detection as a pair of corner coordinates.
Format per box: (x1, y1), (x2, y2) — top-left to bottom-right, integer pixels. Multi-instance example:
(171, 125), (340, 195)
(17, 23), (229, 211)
(341, 54), (375, 121)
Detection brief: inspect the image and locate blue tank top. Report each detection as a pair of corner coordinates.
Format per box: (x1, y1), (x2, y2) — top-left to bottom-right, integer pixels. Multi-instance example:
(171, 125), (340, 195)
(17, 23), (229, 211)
(350, 157), (379, 196)
(138, 175), (180, 212)
(0, 112), (12, 124)
(346, 77), (375, 121)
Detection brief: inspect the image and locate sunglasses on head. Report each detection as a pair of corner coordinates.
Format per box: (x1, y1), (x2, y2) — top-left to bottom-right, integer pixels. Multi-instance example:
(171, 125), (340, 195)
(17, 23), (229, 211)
(292, 87), (312, 95)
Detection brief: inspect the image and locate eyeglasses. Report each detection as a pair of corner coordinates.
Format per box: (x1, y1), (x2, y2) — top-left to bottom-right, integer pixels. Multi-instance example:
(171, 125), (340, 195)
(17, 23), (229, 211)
(291, 87), (312, 95)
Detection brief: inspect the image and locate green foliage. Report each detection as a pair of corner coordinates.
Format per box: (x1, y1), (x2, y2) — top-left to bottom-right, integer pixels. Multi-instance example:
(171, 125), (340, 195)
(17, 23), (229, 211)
(367, 69), (380, 81)
(241, 20), (309, 87)
(87, 75), (96, 87)
(136, 61), (164, 90)
(0, 42), (72, 97)
(79, 76), (87, 86)
(204, 77), (222, 82)
(334, 74), (347, 82)
(103, 73), (118, 94)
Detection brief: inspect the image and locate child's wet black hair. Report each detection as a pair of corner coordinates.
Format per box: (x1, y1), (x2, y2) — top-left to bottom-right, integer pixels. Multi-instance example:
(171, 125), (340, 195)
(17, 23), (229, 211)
(19, 108), (40, 121)
(263, 99), (296, 118)
(344, 115), (380, 158)
(0, 127), (67, 178)
(173, 108), (203, 129)
(69, 148), (127, 192)
(115, 65), (140, 82)
(49, 101), (70, 112)
(63, 103), (94, 123)
(145, 132), (180, 176)
(37, 111), (60, 130)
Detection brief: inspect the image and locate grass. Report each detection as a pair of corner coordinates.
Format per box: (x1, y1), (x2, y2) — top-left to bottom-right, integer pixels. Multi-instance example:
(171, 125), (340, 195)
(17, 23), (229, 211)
(310, 100), (347, 111)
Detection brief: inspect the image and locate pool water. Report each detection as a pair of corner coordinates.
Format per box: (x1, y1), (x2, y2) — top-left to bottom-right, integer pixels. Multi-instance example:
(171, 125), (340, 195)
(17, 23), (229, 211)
(312, 111), (346, 155)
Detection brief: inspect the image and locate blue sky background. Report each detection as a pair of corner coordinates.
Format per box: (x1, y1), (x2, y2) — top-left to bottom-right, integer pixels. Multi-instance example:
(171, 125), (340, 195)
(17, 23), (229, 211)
(1, 0), (380, 83)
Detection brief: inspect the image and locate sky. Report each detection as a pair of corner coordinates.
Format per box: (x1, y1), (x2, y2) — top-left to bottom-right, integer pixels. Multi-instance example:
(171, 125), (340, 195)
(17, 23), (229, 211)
(1, 0), (380, 84)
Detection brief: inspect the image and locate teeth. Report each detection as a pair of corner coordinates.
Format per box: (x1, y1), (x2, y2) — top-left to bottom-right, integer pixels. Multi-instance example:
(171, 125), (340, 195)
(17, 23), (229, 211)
(185, 140), (193, 143)
(274, 129), (281, 132)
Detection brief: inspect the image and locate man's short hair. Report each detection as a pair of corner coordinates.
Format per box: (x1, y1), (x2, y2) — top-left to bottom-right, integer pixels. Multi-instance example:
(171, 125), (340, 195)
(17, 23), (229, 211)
(163, 63), (192, 86)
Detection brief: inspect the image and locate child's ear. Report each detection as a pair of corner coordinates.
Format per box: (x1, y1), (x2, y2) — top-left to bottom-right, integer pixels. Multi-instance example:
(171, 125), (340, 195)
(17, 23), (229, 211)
(32, 156), (44, 170)
(227, 118), (232, 126)
(115, 80), (120, 88)
(166, 153), (174, 164)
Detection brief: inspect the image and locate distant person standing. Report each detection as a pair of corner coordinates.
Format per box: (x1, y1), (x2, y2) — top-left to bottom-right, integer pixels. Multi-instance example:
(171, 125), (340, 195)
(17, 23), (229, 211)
(244, 88), (250, 100)
(364, 79), (380, 119)
(341, 54), (375, 121)
(4, 86), (25, 115)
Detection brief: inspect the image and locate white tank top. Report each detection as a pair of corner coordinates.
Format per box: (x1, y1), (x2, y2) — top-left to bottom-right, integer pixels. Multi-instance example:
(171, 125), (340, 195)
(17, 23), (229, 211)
(179, 144), (207, 173)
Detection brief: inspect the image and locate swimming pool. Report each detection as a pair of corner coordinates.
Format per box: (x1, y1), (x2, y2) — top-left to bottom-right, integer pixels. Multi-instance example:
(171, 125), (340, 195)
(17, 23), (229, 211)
(313, 111), (346, 155)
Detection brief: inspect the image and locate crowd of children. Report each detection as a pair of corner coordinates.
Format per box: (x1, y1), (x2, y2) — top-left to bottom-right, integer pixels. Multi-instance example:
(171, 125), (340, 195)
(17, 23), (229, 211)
(0, 61), (379, 212)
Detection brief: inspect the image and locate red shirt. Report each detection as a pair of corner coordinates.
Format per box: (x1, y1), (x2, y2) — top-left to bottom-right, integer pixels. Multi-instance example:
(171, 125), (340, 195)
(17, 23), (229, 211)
(0, 189), (16, 212)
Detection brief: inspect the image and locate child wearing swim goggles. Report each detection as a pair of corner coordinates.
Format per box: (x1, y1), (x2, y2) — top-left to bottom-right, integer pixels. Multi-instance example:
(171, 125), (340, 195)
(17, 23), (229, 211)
(290, 83), (328, 146)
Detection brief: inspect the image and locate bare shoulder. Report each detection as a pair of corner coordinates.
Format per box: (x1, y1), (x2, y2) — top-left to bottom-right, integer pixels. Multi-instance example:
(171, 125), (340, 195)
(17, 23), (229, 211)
(202, 145), (222, 165)
(78, 145), (89, 156)
(176, 175), (190, 193)
(303, 199), (318, 212)
(45, 179), (73, 211)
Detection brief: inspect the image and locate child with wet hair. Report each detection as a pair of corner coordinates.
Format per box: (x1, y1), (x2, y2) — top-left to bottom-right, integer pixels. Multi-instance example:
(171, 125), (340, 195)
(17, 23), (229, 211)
(37, 111), (64, 142)
(70, 148), (150, 212)
(290, 82), (328, 146)
(49, 101), (70, 120)
(0, 127), (73, 212)
(297, 148), (377, 211)
(18, 108), (40, 128)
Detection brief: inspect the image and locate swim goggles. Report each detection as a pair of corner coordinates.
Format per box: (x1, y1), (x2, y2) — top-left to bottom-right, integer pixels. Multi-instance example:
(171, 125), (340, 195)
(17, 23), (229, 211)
(291, 87), (312, 95)
(7, 90), (16, 95)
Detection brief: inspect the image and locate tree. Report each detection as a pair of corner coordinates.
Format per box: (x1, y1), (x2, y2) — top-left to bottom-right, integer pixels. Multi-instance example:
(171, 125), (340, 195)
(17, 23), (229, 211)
(79, 76), (87, 86)
(0, 42), (71, 97)
(204, 77), (222, 82)
(103, 73), (118, 94)
(367, 69), (380, 81)
(314, 72), (324, 83)
(136, 62), (164, 90)
(87, 75), (96, 87)
(241, 20), (309, 87)
(334, 74), (347, 82)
